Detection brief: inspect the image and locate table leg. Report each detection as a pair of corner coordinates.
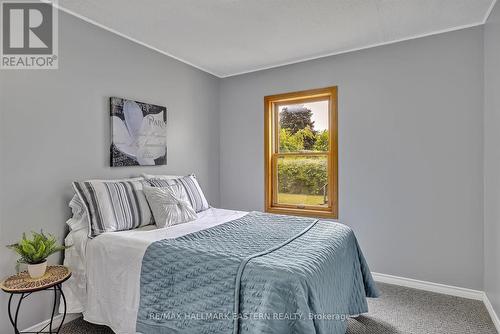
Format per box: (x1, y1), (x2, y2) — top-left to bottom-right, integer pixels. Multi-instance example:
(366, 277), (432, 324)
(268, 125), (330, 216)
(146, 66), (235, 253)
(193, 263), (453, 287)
(55, 284), (67, 334)
(7, 294), (15, 331)
(7, 293), (23, 334)
(48, 286), (57, 333)
(5, 284), (68, 334)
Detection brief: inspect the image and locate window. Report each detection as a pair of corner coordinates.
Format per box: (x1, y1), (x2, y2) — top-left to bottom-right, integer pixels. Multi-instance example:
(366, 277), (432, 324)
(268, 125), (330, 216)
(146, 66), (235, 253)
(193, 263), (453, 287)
(264, 87), (338, 218)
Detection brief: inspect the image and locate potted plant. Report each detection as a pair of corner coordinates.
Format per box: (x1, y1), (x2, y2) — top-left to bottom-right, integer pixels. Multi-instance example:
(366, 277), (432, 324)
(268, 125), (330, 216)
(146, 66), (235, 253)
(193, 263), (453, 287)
(7, 231), (69, 279)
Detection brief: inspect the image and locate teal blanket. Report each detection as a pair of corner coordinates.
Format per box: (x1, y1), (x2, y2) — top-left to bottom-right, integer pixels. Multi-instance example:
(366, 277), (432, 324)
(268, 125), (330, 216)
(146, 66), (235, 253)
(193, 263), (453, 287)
(137, 212), (378, 334)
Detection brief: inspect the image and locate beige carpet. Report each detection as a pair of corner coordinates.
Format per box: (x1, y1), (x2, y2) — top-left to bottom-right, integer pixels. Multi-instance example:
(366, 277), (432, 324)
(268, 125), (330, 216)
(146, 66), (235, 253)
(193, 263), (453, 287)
(60, 283), (498, 334)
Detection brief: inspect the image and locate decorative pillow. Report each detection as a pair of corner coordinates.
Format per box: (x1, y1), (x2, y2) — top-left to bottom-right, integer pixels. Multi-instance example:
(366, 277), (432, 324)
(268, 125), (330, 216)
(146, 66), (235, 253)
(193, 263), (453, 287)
(146, 174), (209, 212)
(143, 185), (197, 228)
(73, 178), (153, 237)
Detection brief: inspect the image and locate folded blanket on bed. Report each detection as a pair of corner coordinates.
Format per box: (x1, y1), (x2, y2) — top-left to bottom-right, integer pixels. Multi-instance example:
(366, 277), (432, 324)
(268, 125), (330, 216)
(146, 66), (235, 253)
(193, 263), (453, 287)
(136, 212), (378, 334)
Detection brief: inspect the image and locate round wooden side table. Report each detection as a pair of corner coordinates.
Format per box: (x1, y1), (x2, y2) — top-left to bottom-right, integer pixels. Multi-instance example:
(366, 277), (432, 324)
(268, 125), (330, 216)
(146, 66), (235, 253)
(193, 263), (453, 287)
(0, 265), (71, 334)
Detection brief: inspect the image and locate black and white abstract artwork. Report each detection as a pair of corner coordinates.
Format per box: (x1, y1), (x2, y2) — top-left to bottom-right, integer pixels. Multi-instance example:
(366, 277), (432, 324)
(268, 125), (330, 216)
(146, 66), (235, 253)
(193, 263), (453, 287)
(110, 97), (167, 167)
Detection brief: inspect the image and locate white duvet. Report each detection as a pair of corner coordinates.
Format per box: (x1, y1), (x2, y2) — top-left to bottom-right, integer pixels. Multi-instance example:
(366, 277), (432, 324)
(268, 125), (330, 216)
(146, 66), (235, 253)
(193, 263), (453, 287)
(61, 206), (247, 334)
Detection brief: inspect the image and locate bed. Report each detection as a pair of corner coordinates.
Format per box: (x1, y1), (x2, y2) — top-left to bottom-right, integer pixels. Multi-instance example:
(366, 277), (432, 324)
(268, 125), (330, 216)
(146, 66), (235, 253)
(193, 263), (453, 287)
(61, 200), (377, 334)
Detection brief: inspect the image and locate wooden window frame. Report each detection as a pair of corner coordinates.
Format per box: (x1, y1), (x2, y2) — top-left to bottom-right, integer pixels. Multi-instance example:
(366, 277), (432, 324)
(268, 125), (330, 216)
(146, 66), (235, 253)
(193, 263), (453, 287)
(264, 86), (338, 219)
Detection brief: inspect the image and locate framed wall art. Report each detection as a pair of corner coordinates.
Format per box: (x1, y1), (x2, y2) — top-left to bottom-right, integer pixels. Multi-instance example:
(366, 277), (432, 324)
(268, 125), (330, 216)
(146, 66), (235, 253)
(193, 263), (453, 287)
(110, 97), (167, 166)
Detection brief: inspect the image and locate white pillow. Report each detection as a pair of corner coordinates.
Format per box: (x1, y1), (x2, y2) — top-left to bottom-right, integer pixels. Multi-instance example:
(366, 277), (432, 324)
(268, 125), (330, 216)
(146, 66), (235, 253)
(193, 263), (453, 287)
(69, 194), (85, 219)
(143, 184), (197, 228)
(67, 195), (88, 232)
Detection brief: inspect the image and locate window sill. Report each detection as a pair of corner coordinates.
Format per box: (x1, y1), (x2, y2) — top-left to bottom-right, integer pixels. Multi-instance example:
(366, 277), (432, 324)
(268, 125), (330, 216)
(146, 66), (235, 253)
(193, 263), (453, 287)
(265, 206), (338, 220)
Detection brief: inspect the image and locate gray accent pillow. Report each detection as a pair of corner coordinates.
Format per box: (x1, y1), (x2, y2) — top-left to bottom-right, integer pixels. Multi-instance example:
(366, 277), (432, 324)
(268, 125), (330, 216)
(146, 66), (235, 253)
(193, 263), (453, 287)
(143, 184), (197, 228)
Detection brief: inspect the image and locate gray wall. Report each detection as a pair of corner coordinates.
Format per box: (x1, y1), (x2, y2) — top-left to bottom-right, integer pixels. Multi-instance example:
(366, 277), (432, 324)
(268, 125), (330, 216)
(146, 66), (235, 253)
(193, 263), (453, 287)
(219, 27), (485, 290)
(484, 0), (500, 320)
(0, 12), (220, 331)
(0, 7), (492, 332)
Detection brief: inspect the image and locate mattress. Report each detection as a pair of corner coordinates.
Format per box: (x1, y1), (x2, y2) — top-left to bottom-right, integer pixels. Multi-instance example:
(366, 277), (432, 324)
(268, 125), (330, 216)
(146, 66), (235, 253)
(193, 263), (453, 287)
(61, 207), (247, 333)
(136, 212), (377, 334)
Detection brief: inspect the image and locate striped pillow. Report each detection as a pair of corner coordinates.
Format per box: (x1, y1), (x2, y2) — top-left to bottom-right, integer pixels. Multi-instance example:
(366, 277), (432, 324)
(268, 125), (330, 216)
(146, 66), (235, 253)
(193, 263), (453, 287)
(146, 175), (209, 212)
(73, 178), (153, 237)
(142, 173), (182, 180)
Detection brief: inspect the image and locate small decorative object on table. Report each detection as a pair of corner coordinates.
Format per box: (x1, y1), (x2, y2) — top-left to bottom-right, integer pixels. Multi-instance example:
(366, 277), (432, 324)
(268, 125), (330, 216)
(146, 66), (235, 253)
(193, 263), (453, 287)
(1, 265), (71, 334)
(7, 231), (69, 279)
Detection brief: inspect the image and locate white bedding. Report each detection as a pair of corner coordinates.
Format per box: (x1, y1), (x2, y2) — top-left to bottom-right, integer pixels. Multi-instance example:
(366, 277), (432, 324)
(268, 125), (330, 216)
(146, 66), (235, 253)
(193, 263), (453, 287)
(61, 207), (247, 334)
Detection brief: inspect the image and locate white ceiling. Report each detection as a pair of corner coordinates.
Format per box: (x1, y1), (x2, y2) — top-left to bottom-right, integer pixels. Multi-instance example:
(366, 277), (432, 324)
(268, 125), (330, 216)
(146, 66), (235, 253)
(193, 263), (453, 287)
(57, 0), (495, 77)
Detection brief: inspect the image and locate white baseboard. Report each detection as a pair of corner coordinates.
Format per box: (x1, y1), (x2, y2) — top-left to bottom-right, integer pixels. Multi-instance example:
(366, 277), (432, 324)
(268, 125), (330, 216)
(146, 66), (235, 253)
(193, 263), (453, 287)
(483, 293), (500, 333)
(23, 313), (81, 332)
(372, 272), (500, 333)
(371, 272), (484, 300)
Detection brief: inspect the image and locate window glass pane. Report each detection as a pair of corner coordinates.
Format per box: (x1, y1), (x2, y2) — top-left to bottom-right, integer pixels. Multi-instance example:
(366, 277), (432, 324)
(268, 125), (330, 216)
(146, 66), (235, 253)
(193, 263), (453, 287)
(276, 155), (328, 207)
(277, 100), (329, 153)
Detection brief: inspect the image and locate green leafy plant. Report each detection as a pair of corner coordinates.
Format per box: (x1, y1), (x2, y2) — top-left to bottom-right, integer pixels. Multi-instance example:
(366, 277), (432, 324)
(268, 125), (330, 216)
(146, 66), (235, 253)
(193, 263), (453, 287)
(277, 156), (328, 195)
(7, 231), (70, 265)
